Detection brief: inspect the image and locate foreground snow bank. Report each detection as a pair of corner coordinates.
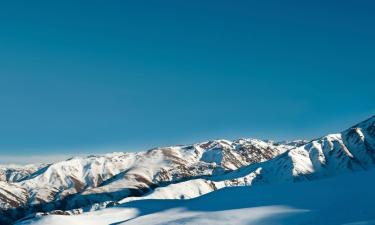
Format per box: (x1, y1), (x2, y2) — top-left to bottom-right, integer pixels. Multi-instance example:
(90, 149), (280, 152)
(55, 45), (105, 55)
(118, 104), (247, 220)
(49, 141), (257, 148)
(18, 169), (375, 225)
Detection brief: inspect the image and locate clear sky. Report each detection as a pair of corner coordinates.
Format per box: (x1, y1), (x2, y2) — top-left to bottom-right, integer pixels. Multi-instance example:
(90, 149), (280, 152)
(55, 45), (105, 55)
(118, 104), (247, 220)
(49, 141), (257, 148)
(0, 1), (374, 163)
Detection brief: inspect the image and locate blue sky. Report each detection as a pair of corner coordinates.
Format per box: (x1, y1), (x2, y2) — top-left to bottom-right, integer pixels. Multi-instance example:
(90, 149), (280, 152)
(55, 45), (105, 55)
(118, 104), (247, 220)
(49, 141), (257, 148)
(0, 1), (374, 163)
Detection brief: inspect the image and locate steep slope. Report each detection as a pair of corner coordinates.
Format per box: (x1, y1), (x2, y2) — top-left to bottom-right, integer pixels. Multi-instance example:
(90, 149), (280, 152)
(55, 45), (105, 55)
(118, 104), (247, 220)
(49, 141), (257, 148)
(18, 167), (375, 225)
(238, 115), (375, 185)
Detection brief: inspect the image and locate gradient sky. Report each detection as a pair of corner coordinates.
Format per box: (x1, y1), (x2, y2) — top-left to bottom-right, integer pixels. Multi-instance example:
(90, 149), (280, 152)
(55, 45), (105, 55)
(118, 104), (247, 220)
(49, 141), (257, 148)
(0, 0), (374, 163)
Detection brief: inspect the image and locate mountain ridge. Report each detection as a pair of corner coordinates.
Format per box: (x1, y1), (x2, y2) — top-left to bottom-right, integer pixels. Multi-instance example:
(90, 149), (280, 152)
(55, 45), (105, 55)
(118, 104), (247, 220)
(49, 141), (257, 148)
(1, 115), (374, 224)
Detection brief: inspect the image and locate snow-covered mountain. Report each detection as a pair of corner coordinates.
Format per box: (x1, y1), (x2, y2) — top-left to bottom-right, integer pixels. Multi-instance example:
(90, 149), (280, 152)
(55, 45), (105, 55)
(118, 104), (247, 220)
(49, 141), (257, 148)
(116, 115), (375, 204)
(1, 115), (374, 225)
(0, 164), (45, 183)
(17, 167), (375, 225)
(0, 139), (296, 224)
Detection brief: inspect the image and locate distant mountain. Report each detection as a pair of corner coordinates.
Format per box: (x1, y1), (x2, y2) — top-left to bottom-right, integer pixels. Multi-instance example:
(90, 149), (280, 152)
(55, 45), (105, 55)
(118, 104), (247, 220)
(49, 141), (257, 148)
(17, 165), (375, 225)
(1, 115), (374, 225)
(0, 164), (45, 183)
(0, 139), (296, 224)
(116, 115), (375, 204)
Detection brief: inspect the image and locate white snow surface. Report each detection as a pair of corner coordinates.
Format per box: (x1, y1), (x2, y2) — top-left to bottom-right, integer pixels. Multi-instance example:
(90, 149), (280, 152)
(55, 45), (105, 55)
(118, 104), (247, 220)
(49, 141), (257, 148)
(0, 164), (45, 182)
(1, 115), (375, 225)
(0, 138), (293, 210)
(18, 168), (375, 225)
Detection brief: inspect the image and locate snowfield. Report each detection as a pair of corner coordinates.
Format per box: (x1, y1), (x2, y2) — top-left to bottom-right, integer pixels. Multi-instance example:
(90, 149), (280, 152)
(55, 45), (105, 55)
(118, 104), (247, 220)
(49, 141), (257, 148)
(18, 169), (375, 225)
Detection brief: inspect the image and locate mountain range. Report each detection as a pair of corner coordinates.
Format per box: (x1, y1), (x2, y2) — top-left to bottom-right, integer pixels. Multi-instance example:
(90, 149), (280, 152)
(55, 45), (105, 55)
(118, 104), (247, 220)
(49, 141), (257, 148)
(1, 115), (374, 225)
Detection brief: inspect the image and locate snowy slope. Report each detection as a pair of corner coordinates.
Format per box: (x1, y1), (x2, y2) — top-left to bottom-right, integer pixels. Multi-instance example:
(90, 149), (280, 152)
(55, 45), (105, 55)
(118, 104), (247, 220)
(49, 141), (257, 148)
(17, 168), (375, 225)
(0, 139), (294, 224)
(111, 115), (375, 203)
(0, 164), (45, 182)
(1, 115), (375, 224)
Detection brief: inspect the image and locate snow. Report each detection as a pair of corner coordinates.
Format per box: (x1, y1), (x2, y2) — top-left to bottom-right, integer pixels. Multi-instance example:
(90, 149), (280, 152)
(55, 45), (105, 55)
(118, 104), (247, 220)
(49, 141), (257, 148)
(119, 178), (216, 203)
(0, 164), (44, 182)
(3, 115), (375, 225)
(1, 138), (292, 210)
(18, 168), (375, 225)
